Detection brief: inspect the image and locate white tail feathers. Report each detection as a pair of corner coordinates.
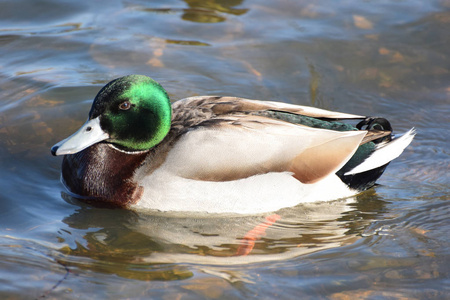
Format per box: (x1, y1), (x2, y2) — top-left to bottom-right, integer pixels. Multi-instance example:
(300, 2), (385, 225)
(344, 128), (416, 176)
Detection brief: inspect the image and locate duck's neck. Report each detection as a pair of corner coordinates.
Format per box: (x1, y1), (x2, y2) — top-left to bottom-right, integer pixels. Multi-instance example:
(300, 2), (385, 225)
(61, 143), (148, 207)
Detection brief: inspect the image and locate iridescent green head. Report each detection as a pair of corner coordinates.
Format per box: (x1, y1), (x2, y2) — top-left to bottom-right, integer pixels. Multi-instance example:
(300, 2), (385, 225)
(51, 75), (172, 156)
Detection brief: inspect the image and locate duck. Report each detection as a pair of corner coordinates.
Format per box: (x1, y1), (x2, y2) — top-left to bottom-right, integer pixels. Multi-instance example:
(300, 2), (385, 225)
(51, 75), (415, 214)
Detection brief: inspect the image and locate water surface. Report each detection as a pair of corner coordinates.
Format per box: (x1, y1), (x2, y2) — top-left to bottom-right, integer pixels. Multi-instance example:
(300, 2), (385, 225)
(0, 0), (449, 299)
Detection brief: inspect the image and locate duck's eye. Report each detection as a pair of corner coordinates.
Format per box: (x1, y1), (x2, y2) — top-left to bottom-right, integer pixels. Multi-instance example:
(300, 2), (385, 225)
(119, 101), (132, 110)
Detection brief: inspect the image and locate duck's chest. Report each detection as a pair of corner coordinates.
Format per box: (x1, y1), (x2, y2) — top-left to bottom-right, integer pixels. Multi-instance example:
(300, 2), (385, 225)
(61, 143), (147, 206)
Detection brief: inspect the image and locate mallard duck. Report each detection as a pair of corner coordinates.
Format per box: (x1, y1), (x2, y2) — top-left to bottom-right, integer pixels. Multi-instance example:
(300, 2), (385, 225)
(51, 75), (415, 214)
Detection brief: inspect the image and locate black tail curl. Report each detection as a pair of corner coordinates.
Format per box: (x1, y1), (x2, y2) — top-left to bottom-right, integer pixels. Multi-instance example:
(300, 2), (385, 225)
(356, 117), (393, 143)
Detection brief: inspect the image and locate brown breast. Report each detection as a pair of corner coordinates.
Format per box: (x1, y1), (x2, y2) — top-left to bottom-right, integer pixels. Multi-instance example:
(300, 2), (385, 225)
(61, 143), (148, 207)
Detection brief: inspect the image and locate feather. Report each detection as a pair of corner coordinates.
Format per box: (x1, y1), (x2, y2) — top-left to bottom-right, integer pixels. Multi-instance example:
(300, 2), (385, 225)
(345, 128), (416, 175)
(160, 115), (367, 184)
(175, 96), (366, 119)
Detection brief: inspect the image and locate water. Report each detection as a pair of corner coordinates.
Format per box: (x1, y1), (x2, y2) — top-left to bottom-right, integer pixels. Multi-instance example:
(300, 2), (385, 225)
(1, 0), (449, 299)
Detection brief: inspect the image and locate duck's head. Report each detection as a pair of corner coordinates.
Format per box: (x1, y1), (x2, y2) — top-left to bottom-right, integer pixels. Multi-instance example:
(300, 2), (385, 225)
(51, 75), (172, 156)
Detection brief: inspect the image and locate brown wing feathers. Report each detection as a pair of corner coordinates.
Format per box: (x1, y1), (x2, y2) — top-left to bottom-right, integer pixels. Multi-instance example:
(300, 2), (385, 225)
(169, 96), (389, 183)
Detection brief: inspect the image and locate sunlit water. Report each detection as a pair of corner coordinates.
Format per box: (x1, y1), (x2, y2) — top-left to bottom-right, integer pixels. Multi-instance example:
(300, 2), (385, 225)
(1, 0), (449, 299)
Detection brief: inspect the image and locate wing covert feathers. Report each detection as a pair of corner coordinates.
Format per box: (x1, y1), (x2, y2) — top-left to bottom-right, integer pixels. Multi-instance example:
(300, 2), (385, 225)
(175, 96), (366, 120)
